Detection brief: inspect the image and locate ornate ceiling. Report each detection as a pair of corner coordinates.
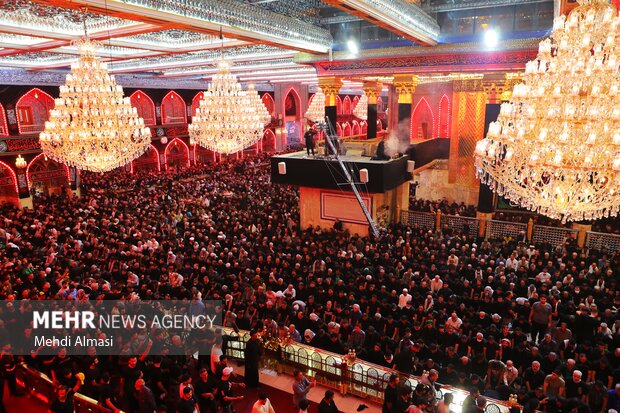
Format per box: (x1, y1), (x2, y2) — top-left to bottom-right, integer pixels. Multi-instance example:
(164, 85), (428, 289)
(0, 0), (555, 88)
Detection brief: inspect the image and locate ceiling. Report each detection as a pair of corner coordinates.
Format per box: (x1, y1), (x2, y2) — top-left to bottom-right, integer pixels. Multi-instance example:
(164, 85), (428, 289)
(0, 0), (555, 88)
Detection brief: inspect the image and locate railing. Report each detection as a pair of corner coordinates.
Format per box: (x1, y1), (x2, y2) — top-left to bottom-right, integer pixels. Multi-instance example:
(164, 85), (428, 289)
(400, 210), (436, 231)
(486, 220), (527, 241)
(532, 225), (578, 247)
(440, 214), (479, 238)
(586, 231), (620, 252)
(222, 327), (514, 413)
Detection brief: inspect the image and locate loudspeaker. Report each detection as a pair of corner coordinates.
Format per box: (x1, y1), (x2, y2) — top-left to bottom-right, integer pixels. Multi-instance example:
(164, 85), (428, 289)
(407, 160), (416, 173)
(278, 162), (286, 175)
(360, 168), (369, 183)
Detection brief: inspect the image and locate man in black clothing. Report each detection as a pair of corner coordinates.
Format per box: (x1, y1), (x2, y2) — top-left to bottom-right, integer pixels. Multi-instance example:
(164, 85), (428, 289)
(318, 389), (339, 413)
(49, 386), (74, 413)
(304, 130), (316, 157)
(383, 374), (399, 413)
(99, 372), (122, 413)
(135, 378), (157, 413)
(395, 386), (413, 413)
(195, 368), (217, 413)
(178, 387), (199, 413)
(244, 329), (262, 388)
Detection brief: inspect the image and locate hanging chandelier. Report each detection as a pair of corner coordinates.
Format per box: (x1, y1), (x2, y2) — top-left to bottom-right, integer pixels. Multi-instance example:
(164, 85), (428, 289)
(305, 88), (325, 123)
(39, 31), (151, 172)
(247, 84), (272, 125)
(189, 60), (263, 154)
(353, 93), (369, 120)
(474, 0), (620, 223)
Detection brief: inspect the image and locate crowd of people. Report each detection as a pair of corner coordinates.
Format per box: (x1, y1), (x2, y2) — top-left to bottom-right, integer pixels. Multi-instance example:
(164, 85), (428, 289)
(0, 153), (618, 413)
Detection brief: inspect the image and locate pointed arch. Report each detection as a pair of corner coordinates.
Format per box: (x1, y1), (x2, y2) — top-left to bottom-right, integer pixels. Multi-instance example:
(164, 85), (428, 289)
(336, 95), (343, 115)
(131, 143), (160, 173)
(26, 153), (70, 193)
(343, 95), (352, 115)
(361, 121), (368, 134)
(411, 97), (436, 141)
(438, 94), (451, 138)
(262, 129), (276, 153)
(342, 122), (351, 137)
(352, 120), (361, 136)
(191, 92), (204, 118)
(377, 119), (383, 132)
(377, 96), (384, 112)
(0, 104), (8, 136)
(16, 88), (55, 135)
(336, 123), (343, 137)
(261, 93), (275, 116)
(352, 95), (360, 110)
(283, 87), (302, 146)
(0, 160), (18, 205)
(164, 138), (190, 171)
(160, 91), (187, 125)
(130, 90), (156, 126)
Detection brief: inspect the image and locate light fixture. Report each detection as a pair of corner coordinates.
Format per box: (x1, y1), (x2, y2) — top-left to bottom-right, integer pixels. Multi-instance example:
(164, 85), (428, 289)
(39, 14), (151, 173)
(305, 88), (326, 123)
(484, 28), (499, 48)
(189, 60), (263, 154)
(15, 154), (26, 169)
(347, 39), (359, 55)
(246, 84), (272, 125)
(353, 93), (369, 120)
(475, 0), (620, 223)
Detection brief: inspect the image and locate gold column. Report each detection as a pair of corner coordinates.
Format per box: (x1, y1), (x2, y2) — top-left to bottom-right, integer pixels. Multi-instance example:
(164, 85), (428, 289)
(362, 81), (382, 105)
(318, 76), (343, 107)
(392, 75), (418, 144)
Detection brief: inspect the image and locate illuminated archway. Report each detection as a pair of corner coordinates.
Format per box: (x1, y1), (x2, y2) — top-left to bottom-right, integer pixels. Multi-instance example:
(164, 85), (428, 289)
(262, 129), (277, 153)
(411, 97), (436, 141)
(130, 90), (156, 126)
(336, 95), (343, 115)
(0, 161), (18, 205)
(261, 93), (275, 116)
(336, 123), (343, 137)
(161, 91), (187, 125)
(16, 88), (55, 135)
(352, 120), (361, 136)
(164, 138), (190, 171)
(131, 144), (160, 173)
(0, 104), (8, 136)
(438, 94), (451, 138)
(283, 87), (302, 147)
(361, 121), (368, 135)
(191, 92), (204, 118)
(377, 119), (383, 132)
(352, 95), (360, 111)
(342, 122), (351, 137)
(343, 95), (352, 115)
(26, 153), (69, 195)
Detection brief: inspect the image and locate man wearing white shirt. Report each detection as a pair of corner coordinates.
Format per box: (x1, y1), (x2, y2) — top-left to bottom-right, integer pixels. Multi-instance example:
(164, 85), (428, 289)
(252, 393), (276, 413)
(398, 289), (412, 309)
(445, 312), (463, 334)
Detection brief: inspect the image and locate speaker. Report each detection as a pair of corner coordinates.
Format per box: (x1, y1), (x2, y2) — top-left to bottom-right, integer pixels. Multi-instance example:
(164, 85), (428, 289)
(407, 160), (416, 173)
(278, 162), (286, 175)
(360, 168), (369, 183)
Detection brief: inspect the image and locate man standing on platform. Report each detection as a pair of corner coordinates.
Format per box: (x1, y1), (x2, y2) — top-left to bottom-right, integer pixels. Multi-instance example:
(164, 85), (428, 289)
(304, 129), (316, 157)
(244, 329), (262, 388)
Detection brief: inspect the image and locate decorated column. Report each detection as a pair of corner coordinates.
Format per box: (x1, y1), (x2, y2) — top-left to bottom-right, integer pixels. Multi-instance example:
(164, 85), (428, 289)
(69, 166), (80, 197)
(14, 154), (32, 209)
(318, 76), (343, 131)
(392, 75), (418, 145)
(362, 81), (382, 139)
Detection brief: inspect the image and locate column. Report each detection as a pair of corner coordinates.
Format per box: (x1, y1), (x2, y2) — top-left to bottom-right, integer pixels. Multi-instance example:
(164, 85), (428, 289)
(69, 166), (80, 197)
(362, 81), (382, 139)
(15, 156), (32, 209)
(319, 76), (343, 131)
(392, 75), (418, 146)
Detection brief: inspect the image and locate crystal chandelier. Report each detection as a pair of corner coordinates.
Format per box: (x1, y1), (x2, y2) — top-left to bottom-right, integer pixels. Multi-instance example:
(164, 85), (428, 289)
(305, 88), (325, 123)
(247, 84), (272, 125)
(475, 0), (620, 223)
(39, 37), (151, 172)
(189, 60), (263, 154)
(353, 93), (368, 120)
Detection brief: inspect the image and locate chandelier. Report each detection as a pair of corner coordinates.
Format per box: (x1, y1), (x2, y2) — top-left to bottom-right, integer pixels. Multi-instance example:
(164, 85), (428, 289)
(474, 0), (620, 223)
(305, 88), (325, 123)
(39, 37), (151, 173)
(353, 93), (369, 120)
(247, 84), (272, 125)
(189, 60), (263, 154)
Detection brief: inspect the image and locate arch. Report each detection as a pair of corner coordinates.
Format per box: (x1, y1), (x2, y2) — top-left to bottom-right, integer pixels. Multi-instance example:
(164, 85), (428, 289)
(411, 97), (436, 141)
(16, 88), (55, 135)
(0, 160), (18, 205)
(131, 143), (160, 173)
(352, 120), (361, 136)
(342, 95), (352, 115)
(336, 95), (343, 115)
(342, 122), (351, 137)
(438, 94), (451, 138)
(377, 96), (384, 112)
(0, 104), (8, 136)
(377, 119), (383, 132)
(160, 91), (187, 125)
(283, 87), (302, 147)
(191, 92), (204, 118)
(194, 144), (217, 164)
(361, 121), (368, 134)
(130, 90), (156, 126)
(262, 129), (276, 153)
(164, 138), (190, 171)
(261, 93), (275, 116)
(26, 153), (69, 195)
(352, 95), (360, 110)
(336, 123), (343, 137)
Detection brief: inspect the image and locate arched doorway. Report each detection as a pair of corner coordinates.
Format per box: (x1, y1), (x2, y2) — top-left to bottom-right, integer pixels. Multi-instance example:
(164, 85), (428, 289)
(191, 92), (204, 117)
(352, 120), (361, 136)
(343, 96), (352, 115)
(0, 104), (8, 136)
(336, 123), (343, 137)
(161, 91), (187, 125)
(132, 144), (160, 173)
(16, 88), (55, 135)
(361, 121), (368, 135)
(342, 122), (351, 137)
(164, 138), (190, 172)
(261, 93), (275, 117)
(411, 97), (436, 141)
(0, 161), (18, 206)
(262, 129), (276, 153)
(26, 153), (69, 196)
(336, 95), (343, 115)
(438, 94), (451, 138)
(130, 91), (156, 127)
(283, 88), (301, 147)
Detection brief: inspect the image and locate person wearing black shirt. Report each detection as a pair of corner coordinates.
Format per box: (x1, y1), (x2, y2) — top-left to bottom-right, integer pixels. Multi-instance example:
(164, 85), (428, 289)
(395, 386), (413, 413)
(49, 386), (74, 413)
(178, 387), (199, 413)
(244, 330), (262, 388)
(304, 130), (316, 157)
(383, 374), (399, 413)
(99, 372), (122, 413)
(318, 390), (339, 413)
(195, 368), (217, 413)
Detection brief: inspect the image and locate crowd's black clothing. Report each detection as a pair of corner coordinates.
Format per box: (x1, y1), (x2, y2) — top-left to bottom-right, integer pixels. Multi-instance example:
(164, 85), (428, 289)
(244, 337), (261, 388)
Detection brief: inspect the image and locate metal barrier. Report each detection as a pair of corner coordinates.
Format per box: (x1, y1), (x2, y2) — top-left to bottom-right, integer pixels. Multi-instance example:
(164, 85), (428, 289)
(440, 214), (480, 238)
(486, 220), (527, 241)
(532, 225), (578, 247)
(586, 231), (620, 252)
(400, 210), (436, 231)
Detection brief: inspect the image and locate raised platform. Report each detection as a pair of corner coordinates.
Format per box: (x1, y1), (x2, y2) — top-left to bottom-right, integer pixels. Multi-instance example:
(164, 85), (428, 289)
(270, 151), (409, 193)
